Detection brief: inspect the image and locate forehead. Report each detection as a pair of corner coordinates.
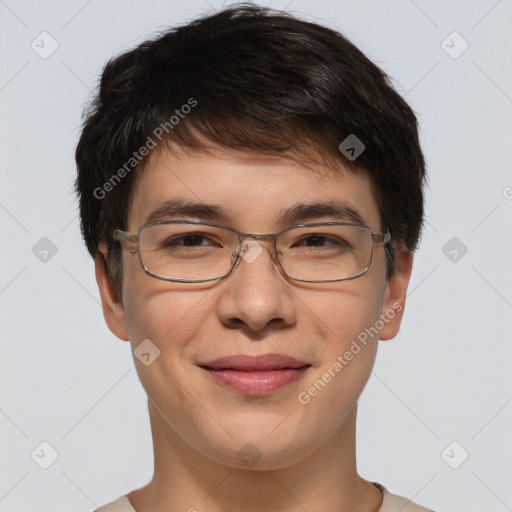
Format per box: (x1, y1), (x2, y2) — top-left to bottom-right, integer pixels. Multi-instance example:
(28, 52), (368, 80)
(127, 143), (382, 232)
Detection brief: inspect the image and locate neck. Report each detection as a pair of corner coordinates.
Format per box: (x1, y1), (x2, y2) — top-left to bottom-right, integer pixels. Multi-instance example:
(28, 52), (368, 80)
(127, 400), (382, 512)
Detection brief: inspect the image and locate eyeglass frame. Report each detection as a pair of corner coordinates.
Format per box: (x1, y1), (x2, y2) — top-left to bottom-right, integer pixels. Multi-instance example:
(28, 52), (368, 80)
(113, 219), (391, 284)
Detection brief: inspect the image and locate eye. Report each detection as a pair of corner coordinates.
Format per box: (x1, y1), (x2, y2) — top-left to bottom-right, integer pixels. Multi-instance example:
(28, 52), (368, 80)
(163, 233), (222, 248)
(292, 234), (348, 248)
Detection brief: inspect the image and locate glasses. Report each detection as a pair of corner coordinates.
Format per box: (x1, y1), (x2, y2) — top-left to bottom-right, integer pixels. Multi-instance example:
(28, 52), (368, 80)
(113, 220), (391, 283)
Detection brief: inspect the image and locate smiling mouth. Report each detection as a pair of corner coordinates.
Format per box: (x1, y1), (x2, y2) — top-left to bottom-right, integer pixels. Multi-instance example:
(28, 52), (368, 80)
(199, 353), (310, 371)
(200, 366), (311, 396)
(200, 365), (311, 371)
(197, 353), (312, 396)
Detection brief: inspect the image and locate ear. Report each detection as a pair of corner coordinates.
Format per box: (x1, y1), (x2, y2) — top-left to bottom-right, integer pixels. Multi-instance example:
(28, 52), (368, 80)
(378, 245), (413, 341)
(95, 244), (129, 341)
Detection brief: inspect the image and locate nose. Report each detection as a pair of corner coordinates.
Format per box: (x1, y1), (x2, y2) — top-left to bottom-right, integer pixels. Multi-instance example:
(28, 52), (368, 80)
(215, 238), (297, 334)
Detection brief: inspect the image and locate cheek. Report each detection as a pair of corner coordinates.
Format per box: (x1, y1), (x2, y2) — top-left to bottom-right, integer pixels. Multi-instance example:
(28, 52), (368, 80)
(121, 279), (214, 413)
(121, 249), (213, 348)
(295, 281), (384, 411)
(304, 279), (385, 348)
(124, 286), (211, 346)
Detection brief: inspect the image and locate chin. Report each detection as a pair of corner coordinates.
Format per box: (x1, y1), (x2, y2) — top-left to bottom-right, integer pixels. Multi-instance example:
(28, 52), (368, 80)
(192, 419), (319, 471)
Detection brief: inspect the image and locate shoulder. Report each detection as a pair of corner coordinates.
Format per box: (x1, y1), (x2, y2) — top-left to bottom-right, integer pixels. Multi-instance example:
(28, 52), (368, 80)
(93, 495), (135, 512)
(374, 482), (435, 512)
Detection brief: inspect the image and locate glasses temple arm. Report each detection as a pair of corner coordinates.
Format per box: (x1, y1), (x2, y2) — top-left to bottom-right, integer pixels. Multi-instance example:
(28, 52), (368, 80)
(113, 229), (139, 244)
(373, 232), (391, 243)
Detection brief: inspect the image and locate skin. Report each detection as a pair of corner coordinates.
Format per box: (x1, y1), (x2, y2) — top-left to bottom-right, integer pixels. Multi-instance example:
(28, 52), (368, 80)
(96, 141), (413, 512)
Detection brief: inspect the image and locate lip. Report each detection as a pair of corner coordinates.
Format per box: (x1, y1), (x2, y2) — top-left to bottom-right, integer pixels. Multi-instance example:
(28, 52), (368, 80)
(198, 353), (311, 396)
(200, 353), (309, 371)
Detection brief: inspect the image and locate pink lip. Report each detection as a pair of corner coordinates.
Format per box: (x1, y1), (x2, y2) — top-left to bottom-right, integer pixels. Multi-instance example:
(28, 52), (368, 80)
(198, 354), (311, 396)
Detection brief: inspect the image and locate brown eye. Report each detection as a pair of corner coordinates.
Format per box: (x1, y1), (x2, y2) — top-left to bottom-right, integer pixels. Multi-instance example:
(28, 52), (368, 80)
(292, 234), (348, 248)
(164, 234), (215, 247)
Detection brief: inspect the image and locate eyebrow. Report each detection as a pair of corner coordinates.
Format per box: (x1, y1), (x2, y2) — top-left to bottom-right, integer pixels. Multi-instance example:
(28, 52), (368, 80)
(143, 198), (366, 226)
(144, 199), (227, 224)
(279, 201), (366, 225)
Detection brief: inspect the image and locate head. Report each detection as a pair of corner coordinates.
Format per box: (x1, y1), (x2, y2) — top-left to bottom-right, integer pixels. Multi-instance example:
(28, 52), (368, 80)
(76, 3), (425, 469)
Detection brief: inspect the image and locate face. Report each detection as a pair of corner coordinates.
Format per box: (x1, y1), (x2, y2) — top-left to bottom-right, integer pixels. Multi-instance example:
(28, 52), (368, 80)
(96, 142), (412, 470)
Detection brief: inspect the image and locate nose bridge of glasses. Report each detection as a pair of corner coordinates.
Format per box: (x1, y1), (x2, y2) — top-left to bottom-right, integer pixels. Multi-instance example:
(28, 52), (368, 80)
(238, 232), (276, 242)
(233, 233), (279, 265)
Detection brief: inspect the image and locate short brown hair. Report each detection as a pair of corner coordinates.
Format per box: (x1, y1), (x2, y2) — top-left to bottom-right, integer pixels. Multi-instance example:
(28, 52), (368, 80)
(75, 3), (426, 291)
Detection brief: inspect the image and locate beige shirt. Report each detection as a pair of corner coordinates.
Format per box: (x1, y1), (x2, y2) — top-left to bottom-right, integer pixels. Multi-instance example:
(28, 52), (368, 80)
(94, 482), (434, 511)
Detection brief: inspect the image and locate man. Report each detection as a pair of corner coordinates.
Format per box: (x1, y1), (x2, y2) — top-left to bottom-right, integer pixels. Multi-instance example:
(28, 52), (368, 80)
(75, 3), (432, 511)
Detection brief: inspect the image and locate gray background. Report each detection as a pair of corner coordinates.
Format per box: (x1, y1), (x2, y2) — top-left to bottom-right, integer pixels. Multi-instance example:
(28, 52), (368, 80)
(1, 0), (511, 511)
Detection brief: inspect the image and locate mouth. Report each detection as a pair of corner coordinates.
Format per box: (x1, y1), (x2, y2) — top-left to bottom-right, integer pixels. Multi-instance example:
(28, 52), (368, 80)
(198, 353), (312, 396)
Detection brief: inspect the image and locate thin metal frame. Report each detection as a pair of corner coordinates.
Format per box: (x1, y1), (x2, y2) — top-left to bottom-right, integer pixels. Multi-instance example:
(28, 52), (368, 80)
(113, 220), (391, 283)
